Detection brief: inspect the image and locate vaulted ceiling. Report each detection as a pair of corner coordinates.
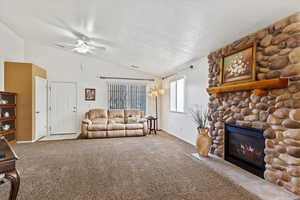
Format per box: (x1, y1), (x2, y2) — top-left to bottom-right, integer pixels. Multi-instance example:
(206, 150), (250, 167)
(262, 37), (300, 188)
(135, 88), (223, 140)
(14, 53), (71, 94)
(0, 0), (299, 76)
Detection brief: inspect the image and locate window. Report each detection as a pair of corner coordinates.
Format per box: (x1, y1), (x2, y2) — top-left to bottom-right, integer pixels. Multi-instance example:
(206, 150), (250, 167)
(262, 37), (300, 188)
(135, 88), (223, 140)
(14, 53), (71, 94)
(170, 78), (185, 112)
(107, 83), (147, 113)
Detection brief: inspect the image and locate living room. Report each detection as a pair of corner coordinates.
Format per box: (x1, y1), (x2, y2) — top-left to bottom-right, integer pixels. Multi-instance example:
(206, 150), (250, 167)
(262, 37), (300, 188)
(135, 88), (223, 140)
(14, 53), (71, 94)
(0, 1), (300, 200)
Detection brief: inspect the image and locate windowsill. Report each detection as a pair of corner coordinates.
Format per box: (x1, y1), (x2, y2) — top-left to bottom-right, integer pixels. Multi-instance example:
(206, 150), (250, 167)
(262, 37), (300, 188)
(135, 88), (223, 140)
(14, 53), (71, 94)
(170, 111), (186, 114)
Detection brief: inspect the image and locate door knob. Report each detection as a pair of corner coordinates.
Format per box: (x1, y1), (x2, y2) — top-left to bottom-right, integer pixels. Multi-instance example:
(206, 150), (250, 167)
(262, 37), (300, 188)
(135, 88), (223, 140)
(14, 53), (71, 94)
(36, 111), (40, 114)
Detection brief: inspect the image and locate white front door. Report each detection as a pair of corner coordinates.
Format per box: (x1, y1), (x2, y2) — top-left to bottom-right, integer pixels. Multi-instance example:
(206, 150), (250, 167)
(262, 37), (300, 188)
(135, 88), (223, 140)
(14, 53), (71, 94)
(35, 77), (48, 140)
(49, 82), (77, 135)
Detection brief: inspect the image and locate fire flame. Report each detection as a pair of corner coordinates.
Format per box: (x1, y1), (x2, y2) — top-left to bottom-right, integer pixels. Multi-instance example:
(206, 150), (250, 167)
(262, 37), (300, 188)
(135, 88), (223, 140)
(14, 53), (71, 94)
(240, 144), (262, 156)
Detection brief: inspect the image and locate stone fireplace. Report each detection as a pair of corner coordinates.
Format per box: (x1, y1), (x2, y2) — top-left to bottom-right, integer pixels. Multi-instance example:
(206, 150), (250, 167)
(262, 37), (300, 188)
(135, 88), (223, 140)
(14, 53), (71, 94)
(207, 12), (300, 194)
(225, 124), (265, 178)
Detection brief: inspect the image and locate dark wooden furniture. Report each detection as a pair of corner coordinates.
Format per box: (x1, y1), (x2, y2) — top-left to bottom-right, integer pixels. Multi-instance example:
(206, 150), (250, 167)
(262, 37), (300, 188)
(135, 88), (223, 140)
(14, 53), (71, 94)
(0, 136), (19, 200)
(0, 92), (17, 144)
(147, 116), (158, 135)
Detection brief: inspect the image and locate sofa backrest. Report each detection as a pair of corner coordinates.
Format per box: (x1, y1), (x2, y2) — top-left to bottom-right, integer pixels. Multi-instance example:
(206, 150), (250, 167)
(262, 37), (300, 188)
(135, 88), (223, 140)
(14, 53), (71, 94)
(87, 109), (108, 124)
(125, 109), (143, 123)
(86, 109), (145, 124)
(108, 109), (125, 124)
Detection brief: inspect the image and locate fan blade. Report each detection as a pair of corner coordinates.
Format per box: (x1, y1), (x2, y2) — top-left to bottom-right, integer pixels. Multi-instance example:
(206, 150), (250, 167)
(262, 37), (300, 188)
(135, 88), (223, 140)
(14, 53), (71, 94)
(86, 41), (105, 49)
(49, 18), (116, 48)
(95, 46), (106, 51)
(55, 44), (66, 48)
(35, 17), (78, 40)
(55, 42), (77, 48)
(55, 18), (88, 40)
(89, 37), (117, 47)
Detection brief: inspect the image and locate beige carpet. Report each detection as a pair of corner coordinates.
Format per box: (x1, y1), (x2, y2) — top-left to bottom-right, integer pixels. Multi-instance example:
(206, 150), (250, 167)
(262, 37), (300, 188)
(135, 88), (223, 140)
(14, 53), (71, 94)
(0, 132), (260, 200)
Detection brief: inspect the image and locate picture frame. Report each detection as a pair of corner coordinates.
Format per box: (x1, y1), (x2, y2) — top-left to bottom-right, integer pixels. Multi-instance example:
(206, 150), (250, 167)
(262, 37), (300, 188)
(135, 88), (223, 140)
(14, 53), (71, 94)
(85, 88), (96, 101)
(220, 43), (256, 85)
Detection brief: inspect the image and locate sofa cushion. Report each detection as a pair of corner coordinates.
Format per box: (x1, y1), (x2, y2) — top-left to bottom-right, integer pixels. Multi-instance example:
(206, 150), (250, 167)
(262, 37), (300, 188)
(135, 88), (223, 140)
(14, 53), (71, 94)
(125, 123), (143, 130)
(88, 131), (107, 138)
(89, 109), (108, 120)
(125, 109), (142, 123)
(107, 130), (126, 137)
(92, 118), (108, 124)
(108, 109), (125, 124)
(107, 123), (125, 130)
(127, 116), (141, 124)
(88, 124), (107, 131)
(126, 129), (143, 136)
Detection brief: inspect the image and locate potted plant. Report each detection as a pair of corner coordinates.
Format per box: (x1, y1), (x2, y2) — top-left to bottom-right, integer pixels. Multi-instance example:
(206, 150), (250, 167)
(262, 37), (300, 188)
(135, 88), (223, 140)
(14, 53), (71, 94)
(190, 106), (212, 157)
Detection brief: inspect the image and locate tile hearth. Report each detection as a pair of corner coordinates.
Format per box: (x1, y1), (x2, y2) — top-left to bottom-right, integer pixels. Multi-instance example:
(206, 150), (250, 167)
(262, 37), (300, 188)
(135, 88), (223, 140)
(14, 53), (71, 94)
(191, 153), (300, 200)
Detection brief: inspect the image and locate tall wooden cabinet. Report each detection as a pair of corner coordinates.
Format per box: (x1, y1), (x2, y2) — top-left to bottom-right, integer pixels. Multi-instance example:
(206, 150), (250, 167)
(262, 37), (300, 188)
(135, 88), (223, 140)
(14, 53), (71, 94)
(4, 62), (47, 142)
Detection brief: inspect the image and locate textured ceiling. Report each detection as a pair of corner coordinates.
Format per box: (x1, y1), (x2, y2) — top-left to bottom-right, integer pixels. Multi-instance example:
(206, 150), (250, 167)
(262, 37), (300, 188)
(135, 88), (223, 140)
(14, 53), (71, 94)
(0, 0), (299, 76)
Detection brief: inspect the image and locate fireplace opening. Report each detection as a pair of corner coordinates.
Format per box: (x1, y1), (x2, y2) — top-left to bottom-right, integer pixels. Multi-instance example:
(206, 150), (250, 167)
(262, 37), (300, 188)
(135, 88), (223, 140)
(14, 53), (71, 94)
(224, 124), (265, 178)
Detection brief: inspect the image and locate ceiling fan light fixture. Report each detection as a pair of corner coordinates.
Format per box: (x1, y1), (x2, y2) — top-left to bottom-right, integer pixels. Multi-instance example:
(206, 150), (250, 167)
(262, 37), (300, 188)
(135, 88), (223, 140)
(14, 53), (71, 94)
(73, 40), (91, 54)
(74, 47), (90, 54)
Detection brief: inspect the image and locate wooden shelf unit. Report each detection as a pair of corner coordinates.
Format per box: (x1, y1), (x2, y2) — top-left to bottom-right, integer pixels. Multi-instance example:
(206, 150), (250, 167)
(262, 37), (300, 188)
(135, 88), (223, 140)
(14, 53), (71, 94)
(0, 129), (16, 136)
(0, 117), (16, 122)
(206, 78), (288, 98)
(0, 92), (17, 144)
(0, 104), (16, 108)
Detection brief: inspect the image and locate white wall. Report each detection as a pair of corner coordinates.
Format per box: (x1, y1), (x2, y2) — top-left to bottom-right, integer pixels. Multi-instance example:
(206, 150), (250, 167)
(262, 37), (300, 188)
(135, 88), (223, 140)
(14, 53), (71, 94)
(24, 42), (155, 132)
(0, 21), (209, 143)
(161, 57), (209, 145)
(0, 21), (24, 90)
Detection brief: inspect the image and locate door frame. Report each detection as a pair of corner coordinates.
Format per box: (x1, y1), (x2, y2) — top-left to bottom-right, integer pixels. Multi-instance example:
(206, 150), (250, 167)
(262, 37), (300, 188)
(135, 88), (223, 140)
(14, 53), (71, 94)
(48, 81), (78, 135)
(35, 76), (48, 140)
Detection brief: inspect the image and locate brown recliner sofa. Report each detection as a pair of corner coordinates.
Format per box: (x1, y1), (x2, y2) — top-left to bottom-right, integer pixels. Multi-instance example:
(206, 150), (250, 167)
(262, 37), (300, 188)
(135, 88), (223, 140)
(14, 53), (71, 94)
(80, 109), (148, 138)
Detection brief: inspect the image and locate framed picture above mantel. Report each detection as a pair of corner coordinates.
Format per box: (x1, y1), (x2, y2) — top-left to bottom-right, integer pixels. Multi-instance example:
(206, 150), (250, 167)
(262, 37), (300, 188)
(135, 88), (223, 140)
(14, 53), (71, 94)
(220, 43), (256, 85)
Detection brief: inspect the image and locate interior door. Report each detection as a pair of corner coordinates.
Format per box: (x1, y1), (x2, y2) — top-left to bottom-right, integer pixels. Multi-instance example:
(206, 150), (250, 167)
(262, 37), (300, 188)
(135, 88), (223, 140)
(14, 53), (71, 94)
(49, 82), (77, 135)
(35, 77), (48, 140)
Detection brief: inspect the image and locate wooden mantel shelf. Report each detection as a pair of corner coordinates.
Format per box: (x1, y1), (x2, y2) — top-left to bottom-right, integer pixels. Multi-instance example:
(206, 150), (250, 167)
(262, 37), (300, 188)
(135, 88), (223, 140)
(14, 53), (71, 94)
(206, 78), (288, 97)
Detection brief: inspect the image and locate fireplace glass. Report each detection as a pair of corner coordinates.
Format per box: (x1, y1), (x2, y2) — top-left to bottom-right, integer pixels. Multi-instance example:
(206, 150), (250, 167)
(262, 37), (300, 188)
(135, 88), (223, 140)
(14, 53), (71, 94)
(225, 124), (265, 178)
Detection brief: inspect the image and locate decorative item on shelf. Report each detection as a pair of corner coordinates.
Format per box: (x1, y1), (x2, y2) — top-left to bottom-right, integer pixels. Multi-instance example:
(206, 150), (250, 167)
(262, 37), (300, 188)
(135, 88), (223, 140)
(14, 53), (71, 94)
(4, 112), (9, 118)
(2, 124), (10, 131)
(0, 151), (5, 159)
(221, 43), (256, 85)
(148, 87), (165, 119)
(0, 99), (8, 104)
(85, 88), (96, 101)
(190, 105), (212, 157)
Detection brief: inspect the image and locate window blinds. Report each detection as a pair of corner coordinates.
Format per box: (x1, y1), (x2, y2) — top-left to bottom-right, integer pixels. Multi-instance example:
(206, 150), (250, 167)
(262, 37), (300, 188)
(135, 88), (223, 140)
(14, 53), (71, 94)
(107, 82), (147, 113)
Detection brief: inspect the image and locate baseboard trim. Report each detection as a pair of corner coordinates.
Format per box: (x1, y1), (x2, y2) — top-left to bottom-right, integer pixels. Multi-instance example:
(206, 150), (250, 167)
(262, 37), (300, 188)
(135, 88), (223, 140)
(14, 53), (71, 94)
(160, 129), (196, 146)
(17, 140), (35, 144)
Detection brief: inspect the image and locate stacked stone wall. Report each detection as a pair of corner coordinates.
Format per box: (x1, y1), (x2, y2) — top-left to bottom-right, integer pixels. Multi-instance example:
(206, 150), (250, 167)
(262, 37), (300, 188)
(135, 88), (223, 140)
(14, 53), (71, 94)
(207, 12), (300, 194)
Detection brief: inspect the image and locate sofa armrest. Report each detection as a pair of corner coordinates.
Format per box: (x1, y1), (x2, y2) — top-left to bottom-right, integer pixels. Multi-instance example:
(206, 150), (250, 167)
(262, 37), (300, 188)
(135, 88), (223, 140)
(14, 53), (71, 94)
(142, 121), (148, 136)
(138, 118), (147, 123)
(82, 119), (92, 126)
(79, 119), (92, 139)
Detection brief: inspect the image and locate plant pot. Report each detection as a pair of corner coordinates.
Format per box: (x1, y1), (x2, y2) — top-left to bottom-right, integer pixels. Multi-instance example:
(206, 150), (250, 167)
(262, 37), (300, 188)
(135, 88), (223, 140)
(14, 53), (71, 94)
(196, 128), (212, 157)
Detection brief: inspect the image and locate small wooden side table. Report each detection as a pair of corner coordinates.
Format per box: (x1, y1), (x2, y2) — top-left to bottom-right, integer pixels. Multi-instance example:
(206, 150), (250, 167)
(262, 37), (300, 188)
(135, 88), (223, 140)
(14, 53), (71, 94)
(0, 136), (20, 200)
(147, 116), (158, 135)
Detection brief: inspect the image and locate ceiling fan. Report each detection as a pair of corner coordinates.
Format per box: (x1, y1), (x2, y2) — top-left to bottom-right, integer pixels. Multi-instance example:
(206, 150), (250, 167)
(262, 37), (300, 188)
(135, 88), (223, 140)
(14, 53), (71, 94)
(53, 19), (115, 54)
(55, 38), (106, 54)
